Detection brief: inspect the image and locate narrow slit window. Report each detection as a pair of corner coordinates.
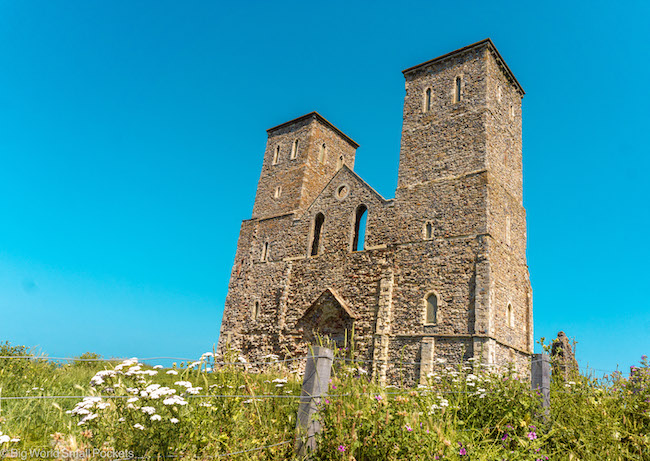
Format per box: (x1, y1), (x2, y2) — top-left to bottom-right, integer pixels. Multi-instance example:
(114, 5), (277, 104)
(291, 139), (299, 159)
(454, 76), (462, 103)
(261, 242), (269, 262)
(272, 146), (280, 165)
(310, 213), (324, 256)
(424, 88), (432, 112)
(352, 205), (368, 251)
(252, 301), (260, 320)
(318, 144), (327, 164)
(507, 303), (514, 328)
(425, 222), (434, 240)
(274, 186), (282, 199)
(426, 294), (438, 324)
(337, 155), (344, 169)
(505, 216), (511, 246)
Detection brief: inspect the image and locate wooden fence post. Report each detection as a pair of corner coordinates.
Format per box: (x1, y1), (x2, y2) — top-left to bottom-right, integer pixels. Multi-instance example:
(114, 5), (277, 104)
(295, 346), (334, 456)
(531, 353), (551, 412)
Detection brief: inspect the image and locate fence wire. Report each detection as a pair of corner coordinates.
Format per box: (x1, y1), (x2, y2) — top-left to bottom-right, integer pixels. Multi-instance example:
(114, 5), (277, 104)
(2, 353), (626, 376)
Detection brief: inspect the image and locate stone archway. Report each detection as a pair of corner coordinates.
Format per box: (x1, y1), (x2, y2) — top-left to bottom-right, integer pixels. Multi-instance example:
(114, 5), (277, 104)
(297, 289), (356, 349)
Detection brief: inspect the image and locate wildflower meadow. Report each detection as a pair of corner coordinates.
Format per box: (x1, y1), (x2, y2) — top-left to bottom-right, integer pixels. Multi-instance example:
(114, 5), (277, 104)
(0, 341), (648, 460)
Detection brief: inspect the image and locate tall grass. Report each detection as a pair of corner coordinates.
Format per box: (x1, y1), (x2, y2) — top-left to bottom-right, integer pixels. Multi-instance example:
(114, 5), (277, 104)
(0, 341), (648, 460)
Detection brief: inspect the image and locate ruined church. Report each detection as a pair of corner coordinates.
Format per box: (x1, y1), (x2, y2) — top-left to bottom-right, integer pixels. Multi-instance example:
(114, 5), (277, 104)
(217, 39), (533, 383)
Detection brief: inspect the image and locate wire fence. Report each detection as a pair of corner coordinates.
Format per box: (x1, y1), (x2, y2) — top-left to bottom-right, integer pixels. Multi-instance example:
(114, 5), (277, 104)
(0, 353), (629, 376)
(0, 350), (646, 458)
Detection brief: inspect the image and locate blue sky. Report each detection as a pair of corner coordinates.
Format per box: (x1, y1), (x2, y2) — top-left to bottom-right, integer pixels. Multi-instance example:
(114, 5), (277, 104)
(0, 1), (648, 373)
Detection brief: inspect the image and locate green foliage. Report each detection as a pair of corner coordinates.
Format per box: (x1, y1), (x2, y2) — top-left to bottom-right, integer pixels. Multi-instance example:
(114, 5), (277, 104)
(0, 342), (649, 460)
(314, 357), (548, 460)
(72, 352), (106, 368)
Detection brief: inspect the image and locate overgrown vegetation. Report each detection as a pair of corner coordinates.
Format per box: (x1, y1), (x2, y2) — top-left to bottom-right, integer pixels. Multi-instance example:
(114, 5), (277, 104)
(0, 341), (648, 460)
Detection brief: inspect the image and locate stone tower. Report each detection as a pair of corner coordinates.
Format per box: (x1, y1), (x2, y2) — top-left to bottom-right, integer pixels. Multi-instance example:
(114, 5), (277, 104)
(252, 113), (358, 220)
(217, 39), (533, 383)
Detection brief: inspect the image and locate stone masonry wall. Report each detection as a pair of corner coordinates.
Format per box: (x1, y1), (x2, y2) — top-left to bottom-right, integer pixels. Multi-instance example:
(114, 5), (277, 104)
(251, 114), (358, 220)
(217, 40), (533, 385)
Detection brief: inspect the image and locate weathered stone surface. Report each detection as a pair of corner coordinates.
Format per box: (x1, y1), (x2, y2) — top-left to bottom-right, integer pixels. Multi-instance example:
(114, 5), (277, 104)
(551, 331), (578, 380)
(217, 39), (533, 384)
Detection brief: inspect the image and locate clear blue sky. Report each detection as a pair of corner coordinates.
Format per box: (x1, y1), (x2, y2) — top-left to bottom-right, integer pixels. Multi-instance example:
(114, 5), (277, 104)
(1, 1), (648, 373)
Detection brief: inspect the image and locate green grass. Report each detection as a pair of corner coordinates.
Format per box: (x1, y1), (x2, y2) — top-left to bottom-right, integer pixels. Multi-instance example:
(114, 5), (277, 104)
(0, 341), (648, 460)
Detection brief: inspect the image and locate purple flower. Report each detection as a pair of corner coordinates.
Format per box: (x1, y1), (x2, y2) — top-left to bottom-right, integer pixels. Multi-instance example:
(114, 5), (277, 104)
(527, 431), (537, 440)
(405, 424), (413, 432)
(375, 395), (382, 401)
(337, 445), (346, 453)
(324, 398), (330, 404)
(459, 447), (467, 455)
(501, 433), (508, 441)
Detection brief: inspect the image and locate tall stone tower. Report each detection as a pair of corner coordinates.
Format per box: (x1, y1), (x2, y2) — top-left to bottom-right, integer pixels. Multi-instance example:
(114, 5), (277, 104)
(218, 39), (532, 383)
(393, 39), (532, 366)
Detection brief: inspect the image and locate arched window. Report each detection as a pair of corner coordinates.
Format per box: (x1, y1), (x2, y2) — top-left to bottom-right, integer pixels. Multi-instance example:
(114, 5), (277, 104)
(507, 303), (514, 328)
(352, 205), (368, 252)
(261, 242), (269, 262)
(425, 293), (438, 324)
(291, 139), (299, 159)
(318, 144), (327, 164)
(310, 213), (325, 256)
(272, 145), (280, 165)
(424, 88), (432, 112)
(425, 221), (434, 240)
(252, 300), (260, 320)
(454, 76), (462, 103)
(274, 186), (282, 199)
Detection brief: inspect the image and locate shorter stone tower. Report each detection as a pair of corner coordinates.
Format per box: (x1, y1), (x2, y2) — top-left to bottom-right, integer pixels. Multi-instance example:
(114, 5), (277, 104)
(218, 39), (533, 384)
(251, 113), (358, 220)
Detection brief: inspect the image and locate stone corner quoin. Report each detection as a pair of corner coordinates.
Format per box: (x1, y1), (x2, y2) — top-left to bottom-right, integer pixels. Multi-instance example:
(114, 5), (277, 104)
(217, 38), (533, 385)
